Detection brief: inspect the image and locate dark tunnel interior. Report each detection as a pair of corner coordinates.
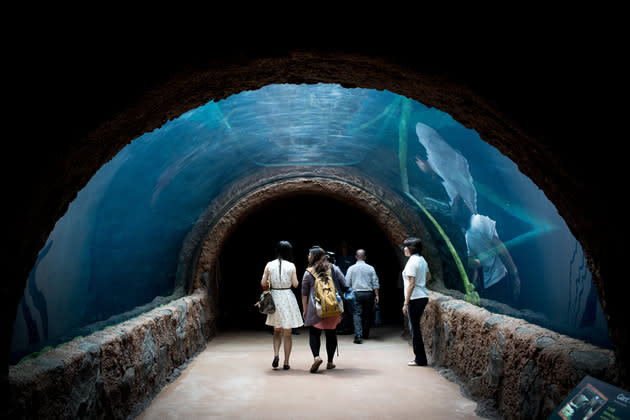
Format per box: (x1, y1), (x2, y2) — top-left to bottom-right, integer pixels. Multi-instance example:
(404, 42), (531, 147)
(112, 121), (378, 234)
(218, 194), (404, 331)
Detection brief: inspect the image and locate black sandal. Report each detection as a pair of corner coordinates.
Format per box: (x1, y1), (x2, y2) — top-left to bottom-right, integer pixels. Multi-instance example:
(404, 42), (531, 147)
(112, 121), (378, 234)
(272, 356), (279, 369)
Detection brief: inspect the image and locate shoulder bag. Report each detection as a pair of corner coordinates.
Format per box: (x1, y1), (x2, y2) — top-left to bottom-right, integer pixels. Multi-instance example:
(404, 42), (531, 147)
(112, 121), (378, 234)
(255, 260), (277, 314)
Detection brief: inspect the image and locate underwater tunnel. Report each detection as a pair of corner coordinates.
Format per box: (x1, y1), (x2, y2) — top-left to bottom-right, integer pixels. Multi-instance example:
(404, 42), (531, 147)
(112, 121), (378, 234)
(5, 41), (625, 419)
(10, 84), (611, 361)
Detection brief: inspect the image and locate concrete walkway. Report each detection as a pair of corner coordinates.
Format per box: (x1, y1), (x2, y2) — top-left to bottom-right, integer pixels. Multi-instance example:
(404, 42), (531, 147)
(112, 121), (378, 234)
(137, 327), (483, 419)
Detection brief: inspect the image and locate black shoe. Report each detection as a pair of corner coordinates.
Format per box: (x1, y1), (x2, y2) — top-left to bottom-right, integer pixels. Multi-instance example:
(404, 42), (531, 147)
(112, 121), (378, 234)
(272, 356), (279, 369)
(310, 357), (323, 373)
(353, 336), (362, 344)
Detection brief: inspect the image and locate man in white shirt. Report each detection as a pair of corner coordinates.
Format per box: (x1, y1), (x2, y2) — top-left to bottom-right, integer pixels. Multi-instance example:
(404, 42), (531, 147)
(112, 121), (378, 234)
(452, 194), (521, 305)
(345, 249), (380, 344)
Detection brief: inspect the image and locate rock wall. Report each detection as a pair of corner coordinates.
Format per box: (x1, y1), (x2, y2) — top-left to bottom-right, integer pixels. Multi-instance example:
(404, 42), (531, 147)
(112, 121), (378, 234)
(423, 291), (617, 419)
(5, 286), (619, 419)
(6, 291), (214, 419)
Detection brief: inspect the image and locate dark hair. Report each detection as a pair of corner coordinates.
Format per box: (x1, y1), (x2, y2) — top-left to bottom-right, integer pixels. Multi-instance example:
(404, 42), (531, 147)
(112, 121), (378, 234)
(403, 237), (423, 255)
(308, 245), (330, 273)
(276, 241), (293, 261)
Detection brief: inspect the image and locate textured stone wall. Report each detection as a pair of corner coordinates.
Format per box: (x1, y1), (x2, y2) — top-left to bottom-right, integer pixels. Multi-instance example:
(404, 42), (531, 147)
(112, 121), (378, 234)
(423, 291), (617, 419)
(5, 287), (618, 419)
(7, 291), (214, 419)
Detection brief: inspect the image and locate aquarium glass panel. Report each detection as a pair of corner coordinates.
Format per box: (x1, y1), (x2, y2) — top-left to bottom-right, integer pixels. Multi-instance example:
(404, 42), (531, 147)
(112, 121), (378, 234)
(11, 84), (609, 364)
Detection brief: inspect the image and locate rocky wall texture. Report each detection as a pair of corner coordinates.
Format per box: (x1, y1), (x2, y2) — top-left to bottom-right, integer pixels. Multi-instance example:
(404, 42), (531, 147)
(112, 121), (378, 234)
(423, 291), (617, 419)
(6, 292), (214, 419)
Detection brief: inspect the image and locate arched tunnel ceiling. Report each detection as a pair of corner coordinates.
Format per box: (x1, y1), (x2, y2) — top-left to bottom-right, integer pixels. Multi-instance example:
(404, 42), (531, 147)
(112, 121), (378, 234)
(184, 167), (439, 293)
(7, 36), (625, 387)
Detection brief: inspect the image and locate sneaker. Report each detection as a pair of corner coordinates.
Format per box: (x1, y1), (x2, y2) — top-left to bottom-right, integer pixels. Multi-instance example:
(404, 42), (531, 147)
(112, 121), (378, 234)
(408, 360), (427, 366)
(310, 357), (323, 373)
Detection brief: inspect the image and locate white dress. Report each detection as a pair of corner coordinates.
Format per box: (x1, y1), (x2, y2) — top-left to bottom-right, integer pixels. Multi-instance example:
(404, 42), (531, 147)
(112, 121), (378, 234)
(264, 259), (304, 329)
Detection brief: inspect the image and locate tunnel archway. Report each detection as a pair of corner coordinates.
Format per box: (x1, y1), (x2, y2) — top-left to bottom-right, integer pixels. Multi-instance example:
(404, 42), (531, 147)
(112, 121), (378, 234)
(7, 39), (627, 399)
(184, 167), (444, 295)
(179, 166), (465, 337)
(217, 194), (403, 331)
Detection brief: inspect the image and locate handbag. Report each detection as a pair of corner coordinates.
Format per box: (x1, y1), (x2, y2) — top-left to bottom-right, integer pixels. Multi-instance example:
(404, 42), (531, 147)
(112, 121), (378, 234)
(256, 290), (275, 314)
(254, 260), (277, 314)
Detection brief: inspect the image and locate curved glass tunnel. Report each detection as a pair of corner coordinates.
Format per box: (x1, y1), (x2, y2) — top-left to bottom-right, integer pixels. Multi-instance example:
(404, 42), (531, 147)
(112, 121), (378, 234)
(11, 84), (610, 364)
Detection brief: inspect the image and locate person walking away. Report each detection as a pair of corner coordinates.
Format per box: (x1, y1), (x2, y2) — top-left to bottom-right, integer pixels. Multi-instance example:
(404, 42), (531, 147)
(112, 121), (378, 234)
(261, 241), (303, 370)
(302, 246), (348, 373)
(401, 237), (431, 366)
(334, 242), (356, 335)
(345, 249), (380, 344)
(336, 240), (355, 274)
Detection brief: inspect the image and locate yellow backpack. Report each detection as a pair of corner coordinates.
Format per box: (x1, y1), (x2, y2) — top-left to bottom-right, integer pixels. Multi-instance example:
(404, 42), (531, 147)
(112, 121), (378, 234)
(307, 267), (344, 318)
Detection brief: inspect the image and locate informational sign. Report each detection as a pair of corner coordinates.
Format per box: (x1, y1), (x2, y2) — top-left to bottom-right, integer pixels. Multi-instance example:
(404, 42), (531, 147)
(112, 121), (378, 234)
(548, 375), (629, 420)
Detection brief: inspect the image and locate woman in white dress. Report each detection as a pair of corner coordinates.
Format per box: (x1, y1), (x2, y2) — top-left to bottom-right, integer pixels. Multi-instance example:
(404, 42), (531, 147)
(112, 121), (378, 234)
(260, 241), (304, 370)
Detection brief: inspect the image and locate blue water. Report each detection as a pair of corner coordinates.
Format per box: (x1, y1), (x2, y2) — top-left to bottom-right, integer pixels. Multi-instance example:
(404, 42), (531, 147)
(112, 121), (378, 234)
(11, 84), (610, 364)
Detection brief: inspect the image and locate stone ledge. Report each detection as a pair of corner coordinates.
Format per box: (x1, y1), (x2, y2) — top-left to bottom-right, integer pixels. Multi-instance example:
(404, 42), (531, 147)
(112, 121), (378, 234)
(423, 291), (617, 419)
(7, 291), (215, 419)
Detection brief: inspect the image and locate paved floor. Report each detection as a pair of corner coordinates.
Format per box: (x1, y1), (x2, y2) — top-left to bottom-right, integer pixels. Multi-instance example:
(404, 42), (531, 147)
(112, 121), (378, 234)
(137, 326), (483, 419)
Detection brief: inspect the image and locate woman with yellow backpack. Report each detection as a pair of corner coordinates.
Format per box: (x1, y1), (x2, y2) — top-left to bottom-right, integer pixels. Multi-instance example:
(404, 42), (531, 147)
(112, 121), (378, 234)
(301, 246), (349, 373)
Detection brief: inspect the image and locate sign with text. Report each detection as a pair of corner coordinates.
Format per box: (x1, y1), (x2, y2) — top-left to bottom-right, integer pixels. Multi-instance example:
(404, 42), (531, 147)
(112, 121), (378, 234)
(548, 375), (629, 420)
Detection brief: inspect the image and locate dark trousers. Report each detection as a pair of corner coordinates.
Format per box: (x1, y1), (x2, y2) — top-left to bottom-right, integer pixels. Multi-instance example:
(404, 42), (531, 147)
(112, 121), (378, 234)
(309, 327), (338, 363)
(481, 275), (519, 307)
(354, 291), (375, 339)
(408, 297), (429, 365)
(480, 277), (509, 302)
